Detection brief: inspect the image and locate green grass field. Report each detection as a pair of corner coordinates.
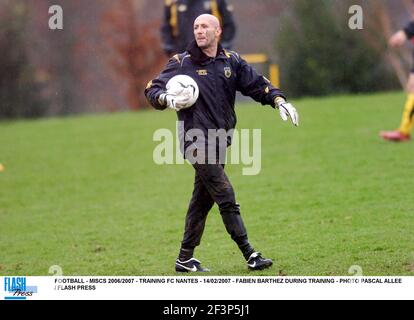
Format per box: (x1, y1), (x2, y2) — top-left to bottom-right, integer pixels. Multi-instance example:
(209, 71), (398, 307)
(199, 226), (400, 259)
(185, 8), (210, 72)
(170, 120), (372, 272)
(1, 91), (414, 276)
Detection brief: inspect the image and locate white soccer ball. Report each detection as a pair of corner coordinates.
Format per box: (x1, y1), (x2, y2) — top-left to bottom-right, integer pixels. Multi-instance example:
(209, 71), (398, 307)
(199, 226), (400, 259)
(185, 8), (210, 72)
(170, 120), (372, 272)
(166, 75), (199, 109)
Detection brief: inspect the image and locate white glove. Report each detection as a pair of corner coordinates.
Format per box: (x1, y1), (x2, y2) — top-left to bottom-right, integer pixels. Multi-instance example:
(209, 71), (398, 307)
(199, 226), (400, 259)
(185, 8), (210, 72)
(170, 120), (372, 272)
(158, 93), (178, 110)
(159, 93), (191, 111)
(275, 97), (299, 126)
(173, 91), (191, 110)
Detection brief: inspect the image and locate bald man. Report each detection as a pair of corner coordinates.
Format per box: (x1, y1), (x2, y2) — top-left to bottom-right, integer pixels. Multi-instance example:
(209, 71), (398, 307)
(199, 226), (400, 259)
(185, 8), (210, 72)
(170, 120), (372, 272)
(161, 0), (236, 56)
(145, 14), (299, 272)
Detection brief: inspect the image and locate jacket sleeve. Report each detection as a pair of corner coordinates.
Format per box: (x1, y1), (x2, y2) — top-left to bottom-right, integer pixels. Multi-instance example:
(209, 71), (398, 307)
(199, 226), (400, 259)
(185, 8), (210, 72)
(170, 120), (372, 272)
(235, 56), (286, 108)
(144, 56), (181, 110)
(160, 1), (176, 55)
(403, 21), (414, 39)
(218, 0), (236, 49)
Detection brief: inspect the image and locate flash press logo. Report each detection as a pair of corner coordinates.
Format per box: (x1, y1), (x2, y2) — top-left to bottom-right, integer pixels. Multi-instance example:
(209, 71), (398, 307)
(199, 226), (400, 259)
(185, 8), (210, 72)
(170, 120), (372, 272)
(4, 277), (37, 300)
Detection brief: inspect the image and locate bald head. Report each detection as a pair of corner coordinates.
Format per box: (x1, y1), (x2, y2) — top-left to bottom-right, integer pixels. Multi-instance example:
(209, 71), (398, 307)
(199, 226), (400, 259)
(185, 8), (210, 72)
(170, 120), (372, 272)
(193, 14), (222, 55)
(194, 14), (220, 29)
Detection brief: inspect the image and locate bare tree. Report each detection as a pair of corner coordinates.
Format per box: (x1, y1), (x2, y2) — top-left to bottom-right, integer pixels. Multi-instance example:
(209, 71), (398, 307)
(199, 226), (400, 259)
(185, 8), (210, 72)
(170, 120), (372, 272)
(102, 0), (164, 110)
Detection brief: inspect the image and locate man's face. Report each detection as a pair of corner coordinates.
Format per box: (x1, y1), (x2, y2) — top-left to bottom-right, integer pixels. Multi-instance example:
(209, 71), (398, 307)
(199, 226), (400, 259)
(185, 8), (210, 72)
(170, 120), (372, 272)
(193, 17), (221, 49)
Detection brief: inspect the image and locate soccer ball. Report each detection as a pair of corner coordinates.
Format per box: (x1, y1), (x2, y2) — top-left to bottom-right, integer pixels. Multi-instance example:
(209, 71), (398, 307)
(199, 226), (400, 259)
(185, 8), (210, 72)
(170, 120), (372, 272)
(166, 75), (199, 109)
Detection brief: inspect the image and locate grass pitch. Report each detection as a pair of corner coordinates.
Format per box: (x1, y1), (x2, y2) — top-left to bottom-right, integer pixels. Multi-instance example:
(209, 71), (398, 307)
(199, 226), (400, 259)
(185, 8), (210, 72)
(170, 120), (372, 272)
(1, 91), (414, 276)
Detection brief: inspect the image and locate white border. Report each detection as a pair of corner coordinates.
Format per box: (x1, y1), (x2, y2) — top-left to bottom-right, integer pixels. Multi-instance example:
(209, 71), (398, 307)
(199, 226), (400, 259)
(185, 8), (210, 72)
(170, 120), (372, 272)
(1, 276), (413, 300)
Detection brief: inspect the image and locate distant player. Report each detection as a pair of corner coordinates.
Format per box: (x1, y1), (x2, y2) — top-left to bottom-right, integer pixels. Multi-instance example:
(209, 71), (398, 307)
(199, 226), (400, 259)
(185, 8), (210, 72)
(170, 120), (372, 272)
(145, 14), (299, 272)
(380, 5), (414, 142)
(161, 0), (236, 56)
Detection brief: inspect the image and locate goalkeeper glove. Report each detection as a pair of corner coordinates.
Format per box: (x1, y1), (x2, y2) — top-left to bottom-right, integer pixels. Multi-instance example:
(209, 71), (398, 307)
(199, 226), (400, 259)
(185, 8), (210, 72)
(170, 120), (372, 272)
(158, 93), (178, 110)
(158, 93), (191, 111)
(275, 97), (299, 126)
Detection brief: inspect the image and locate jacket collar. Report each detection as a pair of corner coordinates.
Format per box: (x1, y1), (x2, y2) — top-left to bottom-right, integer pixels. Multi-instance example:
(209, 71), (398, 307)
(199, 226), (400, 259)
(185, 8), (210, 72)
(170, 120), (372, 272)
(186, 40), (226, 64)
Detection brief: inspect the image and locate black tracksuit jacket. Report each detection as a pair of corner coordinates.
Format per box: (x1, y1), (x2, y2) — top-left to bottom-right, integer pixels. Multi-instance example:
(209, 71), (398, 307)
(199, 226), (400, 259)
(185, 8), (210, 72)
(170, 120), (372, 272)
(145, 41), (286, 152)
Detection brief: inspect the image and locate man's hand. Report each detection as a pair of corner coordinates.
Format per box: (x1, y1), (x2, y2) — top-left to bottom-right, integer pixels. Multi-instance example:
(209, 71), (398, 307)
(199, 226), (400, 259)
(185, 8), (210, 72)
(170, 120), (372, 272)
(159, 90), (192, 111)
(275, 97), (299, 126)
(158, 93), (179, 110)
(389, 30), (407, 48)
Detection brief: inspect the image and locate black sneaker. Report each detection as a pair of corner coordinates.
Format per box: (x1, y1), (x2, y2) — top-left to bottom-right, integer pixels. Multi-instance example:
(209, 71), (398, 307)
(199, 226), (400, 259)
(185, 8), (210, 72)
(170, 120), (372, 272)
(247, 252), (273, 270)
(175, 258), (210, 273)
